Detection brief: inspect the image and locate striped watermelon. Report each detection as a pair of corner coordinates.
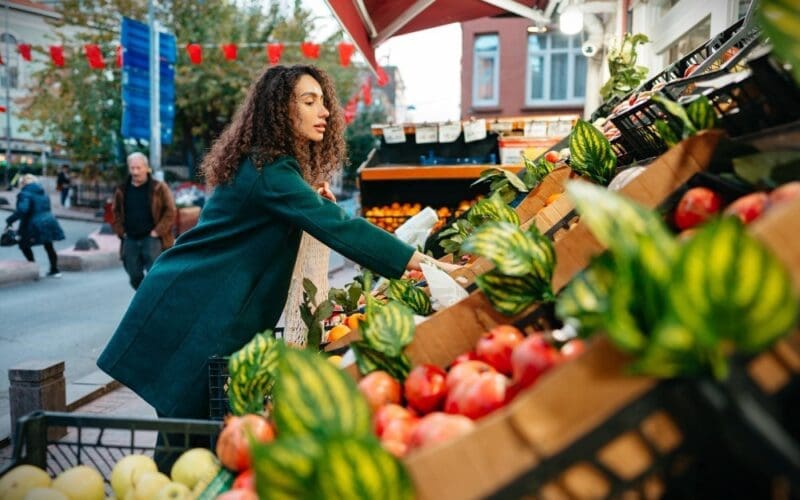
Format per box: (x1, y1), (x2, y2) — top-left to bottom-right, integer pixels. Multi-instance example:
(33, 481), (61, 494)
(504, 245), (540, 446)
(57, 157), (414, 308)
(227, 331), (279, 415)
(360, 300), (415, 356)
(467, 191), (521, 227)
(251, 436), (322, 500)
(685, 96), (718, 130)
(351, 341), (412, 381)
(271, 346), (372, 438)
(477, 270), (554, 316)
(569, 119), (617, 185)
(461, 221), (555, 277)
(388, 279), (433, 316)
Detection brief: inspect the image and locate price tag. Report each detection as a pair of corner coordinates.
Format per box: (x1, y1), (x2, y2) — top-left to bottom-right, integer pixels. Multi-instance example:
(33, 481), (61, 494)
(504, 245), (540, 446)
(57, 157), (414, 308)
(415, 126), (438, 144)
(438, 123), (461, 143)
(463, 119), (487, 143)
(489, 121), (513, 133)
(382, 126), (406, 144)
(548, 120), (573, 137)
(525, 120), (548, 137)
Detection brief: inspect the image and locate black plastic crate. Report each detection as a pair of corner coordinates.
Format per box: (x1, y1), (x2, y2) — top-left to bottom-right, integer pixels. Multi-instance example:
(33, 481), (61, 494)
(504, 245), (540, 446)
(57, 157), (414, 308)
(0, 411), (221, 496)
(609, 98), (682, 164)
(208, 355), (232, 422)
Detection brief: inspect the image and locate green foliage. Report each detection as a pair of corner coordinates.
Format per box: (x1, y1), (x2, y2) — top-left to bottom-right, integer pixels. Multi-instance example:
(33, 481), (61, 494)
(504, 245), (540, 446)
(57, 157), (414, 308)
(757, 0), (800, 83)
(599, 33), (650, 101)
(569, 119), (617, 185)
(652, 95), (717, 147)
(328, 279), (364, 314)
(438, 191), (520, 257)
(521, 153), (555, 188)
(471, 166), (530, 204)
(388, 279), (433, 316)
(300, 278), (334, 350)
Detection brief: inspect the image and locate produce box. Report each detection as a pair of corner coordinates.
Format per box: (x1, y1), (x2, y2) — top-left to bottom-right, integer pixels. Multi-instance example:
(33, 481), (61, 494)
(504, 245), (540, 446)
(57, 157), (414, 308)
(0, 411), (225, 498)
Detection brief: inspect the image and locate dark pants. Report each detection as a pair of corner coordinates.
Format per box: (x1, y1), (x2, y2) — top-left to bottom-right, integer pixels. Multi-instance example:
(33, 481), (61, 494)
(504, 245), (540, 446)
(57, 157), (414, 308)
(122, 236), (161, 289)
(20, 242), (59, 273)
(60, 187), (70, 206)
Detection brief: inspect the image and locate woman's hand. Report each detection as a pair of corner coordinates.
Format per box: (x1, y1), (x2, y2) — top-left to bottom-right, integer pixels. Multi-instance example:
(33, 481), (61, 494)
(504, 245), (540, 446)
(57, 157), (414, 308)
(316, 182), (336, 203)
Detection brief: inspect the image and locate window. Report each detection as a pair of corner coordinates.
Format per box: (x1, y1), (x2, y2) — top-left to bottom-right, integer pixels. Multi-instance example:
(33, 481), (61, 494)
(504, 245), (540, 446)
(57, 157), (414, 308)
(0, 33), (19, 89)
(525, 33), (586, 106)
(665, 17), (710, 64)
(473, 34), (499, 107)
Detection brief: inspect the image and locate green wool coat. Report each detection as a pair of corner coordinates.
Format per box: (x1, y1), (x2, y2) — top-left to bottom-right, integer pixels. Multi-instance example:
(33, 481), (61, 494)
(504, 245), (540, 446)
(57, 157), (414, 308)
(97, 156), (415, 418)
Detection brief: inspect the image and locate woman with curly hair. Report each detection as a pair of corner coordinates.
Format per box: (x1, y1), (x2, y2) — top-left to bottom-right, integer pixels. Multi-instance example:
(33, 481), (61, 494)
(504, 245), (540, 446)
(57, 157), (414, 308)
(97, 65), (451, 430)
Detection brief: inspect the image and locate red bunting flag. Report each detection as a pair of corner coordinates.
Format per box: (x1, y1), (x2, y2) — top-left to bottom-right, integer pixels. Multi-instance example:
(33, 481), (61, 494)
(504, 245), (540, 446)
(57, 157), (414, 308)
(0, 105), (6, 113)
(300, 41), (320, 59)
(0, 52), (3, 65)
(376, 67), (390, 87)
(337, 42), (355, 67)
(266, 43), (284, 65)
(361, 79), (372, 106)
(84, 44), (105, 69)
(18, 44), (32, 62)
(50, 45), (65, 67)
(186, 43), (203, 64)
(116, 45), (123, 67)
(221, 43), (237, 61)
(343, 95), (358, 124)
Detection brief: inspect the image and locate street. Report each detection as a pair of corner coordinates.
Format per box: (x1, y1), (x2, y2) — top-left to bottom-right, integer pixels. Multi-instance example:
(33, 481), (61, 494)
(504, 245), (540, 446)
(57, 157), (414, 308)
(0, 218), (135, 429)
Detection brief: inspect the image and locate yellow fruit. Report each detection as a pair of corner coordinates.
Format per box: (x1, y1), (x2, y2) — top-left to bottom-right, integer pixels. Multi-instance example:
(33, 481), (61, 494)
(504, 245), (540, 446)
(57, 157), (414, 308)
(152, 482), (192, 500)
(131, 472), (170, 500)
(111, 455), (157, 500)
(346, 313), (365, 330)
(20, 487), (68, 500)
(326, 324), (351, 342)
(52, 466), (104, 500)
(170, 448), (219, 490)
(328, 355), (343, 366)
(0, 465), (51, 500)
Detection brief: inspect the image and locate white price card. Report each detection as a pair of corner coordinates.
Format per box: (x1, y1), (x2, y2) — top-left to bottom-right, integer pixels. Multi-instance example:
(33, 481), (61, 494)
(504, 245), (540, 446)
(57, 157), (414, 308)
(463, 119), (487, 143)
(525, 120), (548, 137)
(438, 123), (461, 143)
(548, 120), (573, 137)
(415, 126), (438, 144)
(489, 121), (513, 133)
(382, 125), (406, 144)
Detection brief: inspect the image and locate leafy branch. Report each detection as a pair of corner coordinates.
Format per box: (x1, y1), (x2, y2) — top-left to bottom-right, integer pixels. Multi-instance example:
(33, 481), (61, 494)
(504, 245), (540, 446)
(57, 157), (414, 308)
(300, 278), (334, 350)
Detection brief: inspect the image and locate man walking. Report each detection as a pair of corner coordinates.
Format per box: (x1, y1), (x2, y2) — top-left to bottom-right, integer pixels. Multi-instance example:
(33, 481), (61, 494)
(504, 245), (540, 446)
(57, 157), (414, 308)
(56, 165), (72, 207)
(112, 152), (176, 289)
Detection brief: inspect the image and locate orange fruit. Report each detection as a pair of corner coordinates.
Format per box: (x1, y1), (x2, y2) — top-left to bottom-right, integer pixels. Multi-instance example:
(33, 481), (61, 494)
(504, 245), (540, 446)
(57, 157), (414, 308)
(326, 324), (351, 342)
(346, 313), (366, 331)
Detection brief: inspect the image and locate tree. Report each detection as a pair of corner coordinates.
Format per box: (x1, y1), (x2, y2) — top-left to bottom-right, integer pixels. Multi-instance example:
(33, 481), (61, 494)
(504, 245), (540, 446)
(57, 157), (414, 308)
(18, 0), (364, 177)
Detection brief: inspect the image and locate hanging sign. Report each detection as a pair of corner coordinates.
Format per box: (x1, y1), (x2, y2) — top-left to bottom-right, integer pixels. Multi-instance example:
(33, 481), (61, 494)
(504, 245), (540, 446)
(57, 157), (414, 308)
(383, 125), (406, 144)
(438, 123), (461, 143)
(489, 121), (513, 133)
(463, 119), (487, 143)
(548, 120), (573, 137)
(415, 126), (437, 144)
(525, 120), (548, 137)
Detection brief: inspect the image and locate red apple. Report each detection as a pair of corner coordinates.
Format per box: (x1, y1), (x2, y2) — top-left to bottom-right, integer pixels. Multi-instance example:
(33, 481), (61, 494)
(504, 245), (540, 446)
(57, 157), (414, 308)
(723, 192), (769, 224)
(674, 187), (724, 230)
(445, 360), (496, 393)
(404, 365), (448, 414)
(450, 351), (479, 367)
(683, 63), (699, 78)
(373, 404), (417, 437)
(358, 371), (402, 412)
(769, 182), (800, 207)
(444, 370), (509, 420)
(544, 151), (560, 163)
(381, 415), (419, 447)
(560, 339), (586, 360)
(511, 334), (559, 390)
(408, 412), (475, 450)
(475, 325), (525, 375)
(232, 469), (255, 491)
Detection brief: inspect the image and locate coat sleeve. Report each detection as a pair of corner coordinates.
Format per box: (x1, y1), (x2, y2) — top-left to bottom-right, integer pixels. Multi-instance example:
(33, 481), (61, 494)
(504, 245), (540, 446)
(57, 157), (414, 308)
(258, 158), (415, 279)
(153, 182), (176, 237)
(6, 193), (31, 225)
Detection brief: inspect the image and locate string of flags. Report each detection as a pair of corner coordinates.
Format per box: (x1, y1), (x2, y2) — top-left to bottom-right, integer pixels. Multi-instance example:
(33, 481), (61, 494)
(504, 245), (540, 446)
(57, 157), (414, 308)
(2, 40), (374, 71)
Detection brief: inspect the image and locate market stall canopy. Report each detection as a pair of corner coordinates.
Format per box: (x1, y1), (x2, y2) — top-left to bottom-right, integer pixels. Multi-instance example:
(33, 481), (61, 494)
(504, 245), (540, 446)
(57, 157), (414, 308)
(324, 0), (552, 74)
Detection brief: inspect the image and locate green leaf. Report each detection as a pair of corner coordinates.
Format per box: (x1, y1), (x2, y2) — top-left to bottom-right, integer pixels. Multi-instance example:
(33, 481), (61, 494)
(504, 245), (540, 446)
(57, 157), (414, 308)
(655, 119), (681, 147)
(757, 0), (800, 83)
(477, 270), (554, 316)
(351, 341), (412, 380)
(388, 279), (433, 316)
(556, 253), (615, 337)
(467, 191), (521, 228)
(732, 151), (800, 187)
(360, 300), (415, 357)
(302, 278), (318, 307)
(650, 95), (697, 136)
(667, 217), (799, 353)
(569, 119), (617, 185)
(271, 346), (372, 438)
(462, 222), (540, 276)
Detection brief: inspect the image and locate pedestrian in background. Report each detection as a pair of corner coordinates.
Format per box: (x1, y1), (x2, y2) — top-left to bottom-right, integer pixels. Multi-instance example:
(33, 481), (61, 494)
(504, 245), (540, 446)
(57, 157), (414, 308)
(5, 174), (65, 278)
(56, 164), (72, 207)
(111, 152), (176, 290)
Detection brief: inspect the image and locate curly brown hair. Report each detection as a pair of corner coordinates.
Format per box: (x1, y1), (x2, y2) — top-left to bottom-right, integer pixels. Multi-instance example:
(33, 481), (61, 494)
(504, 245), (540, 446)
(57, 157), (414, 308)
(201, 65), (347, 187)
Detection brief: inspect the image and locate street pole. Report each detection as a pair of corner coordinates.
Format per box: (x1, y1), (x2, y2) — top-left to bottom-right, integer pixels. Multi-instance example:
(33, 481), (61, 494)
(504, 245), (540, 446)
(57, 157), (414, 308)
(4, 1), (12, 189)
(148, 0), (161, 178)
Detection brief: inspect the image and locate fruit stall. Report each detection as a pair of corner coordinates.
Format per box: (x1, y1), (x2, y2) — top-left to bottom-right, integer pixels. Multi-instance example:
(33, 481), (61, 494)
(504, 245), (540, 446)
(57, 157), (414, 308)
(3, 5), (800, 500)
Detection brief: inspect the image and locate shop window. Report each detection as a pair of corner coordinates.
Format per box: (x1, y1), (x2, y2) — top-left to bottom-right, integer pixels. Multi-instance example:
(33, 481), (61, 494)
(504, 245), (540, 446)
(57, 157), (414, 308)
(525, 33), (586, 107)
(473, 33), (499, 107)
(0, 33), (19, 89)
(664, 16), (710, 64)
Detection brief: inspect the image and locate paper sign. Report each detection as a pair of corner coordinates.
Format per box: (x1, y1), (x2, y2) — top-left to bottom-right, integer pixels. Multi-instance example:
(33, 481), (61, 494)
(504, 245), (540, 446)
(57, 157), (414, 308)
(489, 121), (513, 133)
(463, 119), (487, 143)
(548, 120), (573, 137)
(415, 126), (438, 144)
(525, 120), (548, 137)
(382, 125), (406, 144)
(438, 123), (461, 143)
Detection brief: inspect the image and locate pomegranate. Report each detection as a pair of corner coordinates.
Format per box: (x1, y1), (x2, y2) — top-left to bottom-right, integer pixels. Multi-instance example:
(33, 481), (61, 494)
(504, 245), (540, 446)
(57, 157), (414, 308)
(674, 187), (723, 230)
(444, 370), (509, 420)
(403, 365), (447, 414)
(409, 412), (475, 451)
(544, 151), (560, 163)
(445, 360), (496, 393)
(723, 192), (769, 224)
(216, 489), (258, 500)
(216, 414), (275, 472)
(357, 371), (402, 412)
(232, 469), (255, 491)
(475, 325), (525, 375)
(511, 334), (559, 390)
(373, 404), (417, 438)
(450, 351), (479, 367)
